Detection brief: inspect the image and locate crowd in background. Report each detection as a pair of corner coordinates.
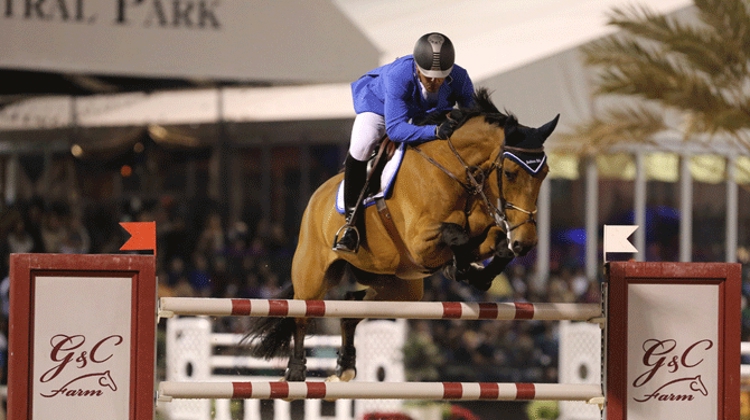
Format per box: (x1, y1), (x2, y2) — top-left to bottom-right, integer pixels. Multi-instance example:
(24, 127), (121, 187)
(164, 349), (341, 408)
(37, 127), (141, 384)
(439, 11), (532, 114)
(0, 194), (748, 390)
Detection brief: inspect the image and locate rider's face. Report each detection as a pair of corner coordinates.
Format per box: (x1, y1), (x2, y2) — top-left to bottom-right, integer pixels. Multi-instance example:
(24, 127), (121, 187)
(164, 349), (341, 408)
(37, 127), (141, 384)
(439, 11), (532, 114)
(417, 70), (445, 93)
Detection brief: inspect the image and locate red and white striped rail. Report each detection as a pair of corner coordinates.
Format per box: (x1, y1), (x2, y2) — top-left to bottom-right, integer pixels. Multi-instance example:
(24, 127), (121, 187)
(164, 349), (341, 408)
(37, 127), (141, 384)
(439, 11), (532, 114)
(159, 297), (602, 321)
(158, 381), (603, 402)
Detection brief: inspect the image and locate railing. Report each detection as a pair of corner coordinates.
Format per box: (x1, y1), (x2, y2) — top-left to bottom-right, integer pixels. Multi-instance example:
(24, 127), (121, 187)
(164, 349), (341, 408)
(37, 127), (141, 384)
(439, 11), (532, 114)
(160, 316), (406, 420)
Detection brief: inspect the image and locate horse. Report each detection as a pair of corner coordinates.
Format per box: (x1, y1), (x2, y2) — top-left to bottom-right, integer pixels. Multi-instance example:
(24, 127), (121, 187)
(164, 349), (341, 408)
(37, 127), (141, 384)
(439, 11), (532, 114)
(246, 88), (559, 382)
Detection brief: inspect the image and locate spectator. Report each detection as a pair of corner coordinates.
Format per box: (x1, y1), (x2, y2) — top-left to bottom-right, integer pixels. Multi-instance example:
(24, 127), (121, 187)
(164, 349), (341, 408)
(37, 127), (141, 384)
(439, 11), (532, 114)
(165, 256), (188, 288)
(60, 215), (90, 254)
(196, 212), (225, 256)
(24, 197), (46, 253)
(40, 201), (70, 253)
(188, 252), (212, 296)
(6, 215), (34, 254)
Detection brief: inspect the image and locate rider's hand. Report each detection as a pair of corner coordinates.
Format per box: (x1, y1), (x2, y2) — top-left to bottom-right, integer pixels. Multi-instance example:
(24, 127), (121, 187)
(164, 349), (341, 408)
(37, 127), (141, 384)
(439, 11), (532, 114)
(435, 118), (458, 140)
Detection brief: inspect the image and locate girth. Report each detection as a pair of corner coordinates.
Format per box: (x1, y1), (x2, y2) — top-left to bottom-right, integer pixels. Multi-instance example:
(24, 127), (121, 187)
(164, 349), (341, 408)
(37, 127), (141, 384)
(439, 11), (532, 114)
(374, 197), (433, 279)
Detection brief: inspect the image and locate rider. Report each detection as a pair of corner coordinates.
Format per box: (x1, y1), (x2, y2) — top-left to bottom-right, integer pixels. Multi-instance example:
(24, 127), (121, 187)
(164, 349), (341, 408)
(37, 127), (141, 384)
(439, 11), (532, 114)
(333, 32), (476, 253)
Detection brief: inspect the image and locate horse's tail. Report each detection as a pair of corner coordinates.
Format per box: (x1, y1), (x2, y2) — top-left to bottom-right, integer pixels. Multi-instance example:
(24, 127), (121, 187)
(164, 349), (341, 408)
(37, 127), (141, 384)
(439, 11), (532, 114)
(243, 283), (296, 359)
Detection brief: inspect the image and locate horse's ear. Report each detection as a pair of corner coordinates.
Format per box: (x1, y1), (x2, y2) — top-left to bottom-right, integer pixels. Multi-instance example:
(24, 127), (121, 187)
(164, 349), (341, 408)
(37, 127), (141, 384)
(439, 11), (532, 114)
(537, 114), (560, 143)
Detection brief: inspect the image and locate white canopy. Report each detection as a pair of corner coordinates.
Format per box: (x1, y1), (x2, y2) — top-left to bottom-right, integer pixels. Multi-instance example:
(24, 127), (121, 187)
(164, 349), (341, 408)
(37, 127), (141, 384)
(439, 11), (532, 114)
(0, 0), (695, 142)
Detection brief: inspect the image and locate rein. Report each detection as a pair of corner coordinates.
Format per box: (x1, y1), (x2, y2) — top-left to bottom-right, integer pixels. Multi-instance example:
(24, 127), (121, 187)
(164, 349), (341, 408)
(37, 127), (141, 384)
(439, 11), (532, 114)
(412, 139), (543, 249)
(412, 138), (504, 225)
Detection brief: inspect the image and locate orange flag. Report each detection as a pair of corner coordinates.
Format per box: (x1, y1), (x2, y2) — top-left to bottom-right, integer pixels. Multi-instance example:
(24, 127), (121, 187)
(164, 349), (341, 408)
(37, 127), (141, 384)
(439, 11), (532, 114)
(120, 221), (156, 256)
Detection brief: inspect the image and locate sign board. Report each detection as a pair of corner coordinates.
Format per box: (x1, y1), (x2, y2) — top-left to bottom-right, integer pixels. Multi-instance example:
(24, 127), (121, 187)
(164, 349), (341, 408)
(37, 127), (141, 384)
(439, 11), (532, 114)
(8, 254), (156, 420)
(0, 0), (378, 84)
(606, 262), (741, 420)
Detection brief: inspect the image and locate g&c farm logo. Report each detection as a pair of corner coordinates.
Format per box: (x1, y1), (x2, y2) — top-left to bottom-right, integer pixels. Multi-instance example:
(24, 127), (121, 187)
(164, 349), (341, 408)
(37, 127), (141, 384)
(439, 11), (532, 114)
(38, 334), (123, 398)
(632, 338), (713, 403)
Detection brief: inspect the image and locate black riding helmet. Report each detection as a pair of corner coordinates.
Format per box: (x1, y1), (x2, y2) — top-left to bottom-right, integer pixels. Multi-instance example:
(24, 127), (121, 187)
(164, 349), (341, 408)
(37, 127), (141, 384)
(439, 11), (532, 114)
(413, 32), (455, 78)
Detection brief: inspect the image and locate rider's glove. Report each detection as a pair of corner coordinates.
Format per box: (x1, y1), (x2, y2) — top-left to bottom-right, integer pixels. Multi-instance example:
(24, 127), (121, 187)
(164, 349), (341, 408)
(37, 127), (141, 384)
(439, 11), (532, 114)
(435, 118), (458, 140)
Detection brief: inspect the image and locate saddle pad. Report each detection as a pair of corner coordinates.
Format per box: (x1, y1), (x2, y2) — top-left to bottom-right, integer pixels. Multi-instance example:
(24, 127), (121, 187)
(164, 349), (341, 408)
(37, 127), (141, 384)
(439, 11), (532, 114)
(336, 143), (406, 214)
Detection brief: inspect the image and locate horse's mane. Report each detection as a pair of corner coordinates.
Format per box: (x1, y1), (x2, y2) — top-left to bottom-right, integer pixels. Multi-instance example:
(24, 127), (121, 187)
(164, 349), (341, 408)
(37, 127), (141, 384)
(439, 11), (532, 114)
(415, 87), (511, 128)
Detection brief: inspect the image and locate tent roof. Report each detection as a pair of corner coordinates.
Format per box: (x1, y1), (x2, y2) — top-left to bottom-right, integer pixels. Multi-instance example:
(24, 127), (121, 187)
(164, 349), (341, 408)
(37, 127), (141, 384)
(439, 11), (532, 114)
(335, 0), (691, 80)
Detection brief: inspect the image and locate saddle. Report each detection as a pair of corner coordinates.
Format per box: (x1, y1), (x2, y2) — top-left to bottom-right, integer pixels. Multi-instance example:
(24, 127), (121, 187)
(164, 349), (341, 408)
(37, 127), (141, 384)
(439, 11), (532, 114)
(335, 138), (429, 277)
(335, 138), (404, 214)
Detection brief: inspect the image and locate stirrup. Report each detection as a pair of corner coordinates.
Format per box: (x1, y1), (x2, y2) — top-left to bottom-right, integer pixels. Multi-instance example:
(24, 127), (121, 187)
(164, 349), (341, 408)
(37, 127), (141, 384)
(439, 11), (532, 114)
(332, 224), (360, 253)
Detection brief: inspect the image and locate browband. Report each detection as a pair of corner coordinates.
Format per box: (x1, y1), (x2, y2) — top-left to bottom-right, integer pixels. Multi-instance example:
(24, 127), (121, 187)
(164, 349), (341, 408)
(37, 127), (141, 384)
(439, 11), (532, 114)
(503, 150), (547, 175)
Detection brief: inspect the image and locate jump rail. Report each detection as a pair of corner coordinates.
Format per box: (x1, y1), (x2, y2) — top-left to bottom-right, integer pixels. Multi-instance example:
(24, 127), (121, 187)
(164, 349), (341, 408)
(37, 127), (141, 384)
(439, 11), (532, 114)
(158, 381), (604, 403)
(159, 297), (602, 321)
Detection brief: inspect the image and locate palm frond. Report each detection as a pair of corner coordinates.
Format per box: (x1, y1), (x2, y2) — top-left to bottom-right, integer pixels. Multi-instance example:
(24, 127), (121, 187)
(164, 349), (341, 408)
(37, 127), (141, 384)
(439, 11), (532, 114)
(605, 3), (727, 73)
(576, 0), (750, 155)
(587, 43), (733, 115)
(694, 0), (750, 62)
(586, 5), (747, 92)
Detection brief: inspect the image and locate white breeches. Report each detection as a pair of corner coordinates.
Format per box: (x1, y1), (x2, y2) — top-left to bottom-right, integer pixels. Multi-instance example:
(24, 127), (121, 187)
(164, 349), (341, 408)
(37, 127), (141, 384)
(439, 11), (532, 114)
(349, 112), (386, 161)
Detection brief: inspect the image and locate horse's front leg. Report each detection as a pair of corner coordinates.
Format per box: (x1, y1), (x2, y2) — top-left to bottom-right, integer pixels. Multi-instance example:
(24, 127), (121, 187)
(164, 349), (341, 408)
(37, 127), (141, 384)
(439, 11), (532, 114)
(284, 318), (308, 381)
(440, 222), (493, 285)
(440, 222), (472, 280)
(465, 226), (515, 291)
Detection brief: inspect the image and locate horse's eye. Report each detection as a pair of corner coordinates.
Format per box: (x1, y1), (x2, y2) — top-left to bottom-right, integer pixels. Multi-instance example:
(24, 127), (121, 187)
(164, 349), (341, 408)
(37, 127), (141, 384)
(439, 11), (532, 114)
(504, 170), (517, 181)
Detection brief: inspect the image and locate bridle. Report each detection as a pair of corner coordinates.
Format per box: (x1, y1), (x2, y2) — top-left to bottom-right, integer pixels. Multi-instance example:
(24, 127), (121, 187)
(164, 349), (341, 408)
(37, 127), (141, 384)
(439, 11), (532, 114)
(413, 139), (544, 254)
(497, 145), (544, 251)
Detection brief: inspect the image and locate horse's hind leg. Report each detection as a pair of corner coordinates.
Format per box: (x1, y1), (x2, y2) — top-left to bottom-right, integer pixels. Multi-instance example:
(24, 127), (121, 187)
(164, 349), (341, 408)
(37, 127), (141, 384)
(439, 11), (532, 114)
(336, 317), (361, 381)
(290, 259), (349, 382)
(285, 318), (309, 381)
(331, 289), (365, 382)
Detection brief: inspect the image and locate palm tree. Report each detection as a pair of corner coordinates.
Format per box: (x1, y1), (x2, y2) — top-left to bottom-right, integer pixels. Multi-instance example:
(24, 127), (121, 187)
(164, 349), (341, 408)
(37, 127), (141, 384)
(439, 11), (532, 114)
(560, 0), (750, 155)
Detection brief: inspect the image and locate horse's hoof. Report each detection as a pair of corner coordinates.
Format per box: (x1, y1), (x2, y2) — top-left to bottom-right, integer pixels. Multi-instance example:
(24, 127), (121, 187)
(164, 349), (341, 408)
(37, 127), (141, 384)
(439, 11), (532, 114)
(473, 281), (493, 292)
(324, 371), (353, 402)
(443, 264), (469, 282)
(338, 368), (356, 382)
(443, 265), (458, 281)
(324, 375), (341, 402)
(278, 377), (298, 402)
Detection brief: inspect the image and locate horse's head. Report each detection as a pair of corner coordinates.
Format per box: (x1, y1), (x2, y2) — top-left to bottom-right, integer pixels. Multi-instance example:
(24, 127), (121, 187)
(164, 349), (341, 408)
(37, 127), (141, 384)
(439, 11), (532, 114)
(499, 113), (558, 256)
(416, 88), (559, 258)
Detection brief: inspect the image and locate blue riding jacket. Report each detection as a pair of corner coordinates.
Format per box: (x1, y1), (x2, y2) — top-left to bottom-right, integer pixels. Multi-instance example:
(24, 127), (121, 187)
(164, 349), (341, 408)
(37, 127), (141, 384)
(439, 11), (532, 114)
(351, 55), (475, 143)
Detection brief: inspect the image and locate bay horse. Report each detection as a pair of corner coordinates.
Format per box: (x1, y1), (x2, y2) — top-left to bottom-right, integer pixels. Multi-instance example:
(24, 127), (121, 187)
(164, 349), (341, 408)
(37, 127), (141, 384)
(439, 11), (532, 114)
(246, 88), (559, 382)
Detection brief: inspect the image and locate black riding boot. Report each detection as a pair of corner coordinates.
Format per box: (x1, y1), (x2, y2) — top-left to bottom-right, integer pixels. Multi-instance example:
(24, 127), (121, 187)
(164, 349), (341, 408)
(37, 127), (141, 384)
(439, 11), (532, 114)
(333, 154), (368, 253)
